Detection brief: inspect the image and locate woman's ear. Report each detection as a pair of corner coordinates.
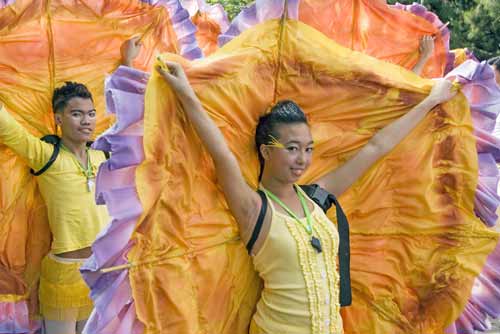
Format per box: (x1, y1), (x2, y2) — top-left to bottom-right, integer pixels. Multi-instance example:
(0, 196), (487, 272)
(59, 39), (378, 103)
(260, 144), (270, 161)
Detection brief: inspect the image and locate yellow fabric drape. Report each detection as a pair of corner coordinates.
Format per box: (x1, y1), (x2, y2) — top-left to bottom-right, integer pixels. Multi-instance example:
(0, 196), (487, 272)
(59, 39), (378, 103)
(0, 0), (184, 316)
(131, 19), (498, 334)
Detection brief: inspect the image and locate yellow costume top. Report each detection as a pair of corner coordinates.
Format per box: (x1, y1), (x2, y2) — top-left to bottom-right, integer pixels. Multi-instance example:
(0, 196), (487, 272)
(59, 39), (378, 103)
(0, 105), (109, 254)
(251, 186), (343, 334)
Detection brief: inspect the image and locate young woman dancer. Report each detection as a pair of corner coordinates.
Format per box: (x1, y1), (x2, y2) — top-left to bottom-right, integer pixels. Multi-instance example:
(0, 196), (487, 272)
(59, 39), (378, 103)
(156, 61), (456, 333)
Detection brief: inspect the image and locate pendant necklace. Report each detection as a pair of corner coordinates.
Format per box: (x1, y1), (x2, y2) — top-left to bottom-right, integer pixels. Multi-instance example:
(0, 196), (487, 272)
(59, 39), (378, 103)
(262, 185), (322, 253)
(61, 143), (94, 192)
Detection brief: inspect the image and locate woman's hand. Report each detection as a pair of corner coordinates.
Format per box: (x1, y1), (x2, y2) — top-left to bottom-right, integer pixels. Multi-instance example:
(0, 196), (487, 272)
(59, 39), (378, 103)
(419, 35), (435, 60)
(120, 36), (142, 67)
(425, 78), (458, 107)
(156, 61), (196, 100)
(412, 35), (435, 75)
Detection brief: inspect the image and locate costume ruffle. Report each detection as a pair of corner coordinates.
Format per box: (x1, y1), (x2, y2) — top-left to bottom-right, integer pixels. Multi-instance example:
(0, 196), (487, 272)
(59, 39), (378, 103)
(141, 0), (203, 60)
(444, 60), (500, 333)
(80, 66), (147, 334)
(390, 2), (454, 75)
(453, 48), (479, 68)
(218, 0), (449, 77)
(180, 0), (229, 56)
(0, 0), (200, 331)
(89, 19), (498, 333)
(0, 301), (39, 334)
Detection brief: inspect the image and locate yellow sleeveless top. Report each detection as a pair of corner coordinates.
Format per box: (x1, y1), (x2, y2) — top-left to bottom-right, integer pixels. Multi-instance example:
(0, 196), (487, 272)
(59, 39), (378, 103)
(251, 187), (343, 334)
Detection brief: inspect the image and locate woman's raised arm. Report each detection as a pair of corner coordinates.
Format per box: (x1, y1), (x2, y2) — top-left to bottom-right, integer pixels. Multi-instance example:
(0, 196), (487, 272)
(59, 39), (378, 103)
(156, 61), (261, 241)
(315, 79), (457, 197)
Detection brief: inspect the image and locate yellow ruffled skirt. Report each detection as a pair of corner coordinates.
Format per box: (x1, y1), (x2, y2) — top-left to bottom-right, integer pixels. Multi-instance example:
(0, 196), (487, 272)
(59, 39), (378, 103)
(39, 254), (93, 321)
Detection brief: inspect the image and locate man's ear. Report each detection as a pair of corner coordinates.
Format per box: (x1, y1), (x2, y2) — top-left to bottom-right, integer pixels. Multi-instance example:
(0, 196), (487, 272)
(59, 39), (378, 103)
(54, 112), (62, 126)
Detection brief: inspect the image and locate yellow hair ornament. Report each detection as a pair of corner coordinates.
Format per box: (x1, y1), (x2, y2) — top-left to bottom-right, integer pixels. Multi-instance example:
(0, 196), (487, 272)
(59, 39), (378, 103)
(266, 134), (285, 149)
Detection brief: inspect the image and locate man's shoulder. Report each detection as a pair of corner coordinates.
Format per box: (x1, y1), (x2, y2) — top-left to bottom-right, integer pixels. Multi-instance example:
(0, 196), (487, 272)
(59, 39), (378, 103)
(88, 148), (109, 163)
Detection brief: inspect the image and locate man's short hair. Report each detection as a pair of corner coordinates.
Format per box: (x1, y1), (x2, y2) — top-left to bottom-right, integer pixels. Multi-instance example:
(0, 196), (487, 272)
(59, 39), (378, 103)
(52, 82), (93, 113)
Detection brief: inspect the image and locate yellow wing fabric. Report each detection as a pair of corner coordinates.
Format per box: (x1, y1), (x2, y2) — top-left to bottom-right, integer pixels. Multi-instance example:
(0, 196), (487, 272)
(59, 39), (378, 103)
(127, 20), (498, 334)
(0, 0), (199, 329)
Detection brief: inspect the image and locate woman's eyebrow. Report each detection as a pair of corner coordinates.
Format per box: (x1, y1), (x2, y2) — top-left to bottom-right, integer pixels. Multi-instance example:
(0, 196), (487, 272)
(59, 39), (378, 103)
(284, 140), (314, 145)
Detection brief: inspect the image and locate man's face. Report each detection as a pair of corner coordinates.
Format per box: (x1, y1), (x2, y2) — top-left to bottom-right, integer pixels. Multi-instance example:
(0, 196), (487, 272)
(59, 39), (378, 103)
(55, 97), (96, 143)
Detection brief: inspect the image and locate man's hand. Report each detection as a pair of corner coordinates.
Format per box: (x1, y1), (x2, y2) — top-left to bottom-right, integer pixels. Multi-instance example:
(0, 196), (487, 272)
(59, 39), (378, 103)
(120, 36), (142, 67)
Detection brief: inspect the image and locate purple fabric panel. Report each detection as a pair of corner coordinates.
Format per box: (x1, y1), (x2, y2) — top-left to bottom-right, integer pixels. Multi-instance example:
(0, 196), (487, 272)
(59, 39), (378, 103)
(95, 136), (144, 171)
(218, 0), (299, 47)
(0, 301), (30, 334)
(0, 0), (15, 8)
(470, 244), (500, 318)
(449, 302), (490, 333)
(445, 60), (500, 227)
(180, 0), (230, 33)
(84, 271), (142, 334)
(82, 67), (147, 334)
(140, 0), (203, 59)
(391, 2), (455, 74)
(447, 60), (500, 332)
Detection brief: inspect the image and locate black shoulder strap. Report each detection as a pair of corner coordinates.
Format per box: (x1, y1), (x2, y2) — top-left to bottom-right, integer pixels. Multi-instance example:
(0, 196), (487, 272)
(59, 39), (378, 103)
(329, 192), (352, 307)
(246, 190), (268, 254)
(30, 135), (61, 176)
(300, 184), (352, 307)
(31, 137), (110, 176)
(245, 185), (352, 307)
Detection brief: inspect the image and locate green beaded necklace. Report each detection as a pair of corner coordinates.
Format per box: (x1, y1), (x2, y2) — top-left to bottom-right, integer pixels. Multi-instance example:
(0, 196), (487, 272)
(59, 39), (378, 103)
(262, 185), (322, 253)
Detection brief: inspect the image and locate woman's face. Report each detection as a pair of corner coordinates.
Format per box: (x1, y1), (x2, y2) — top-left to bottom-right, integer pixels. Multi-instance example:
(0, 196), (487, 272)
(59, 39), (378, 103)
(261, 122), (313, 183)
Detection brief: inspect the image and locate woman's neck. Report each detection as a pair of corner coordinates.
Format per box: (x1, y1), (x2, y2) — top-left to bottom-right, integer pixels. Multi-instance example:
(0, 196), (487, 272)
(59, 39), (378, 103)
(260, 175), (296, 199)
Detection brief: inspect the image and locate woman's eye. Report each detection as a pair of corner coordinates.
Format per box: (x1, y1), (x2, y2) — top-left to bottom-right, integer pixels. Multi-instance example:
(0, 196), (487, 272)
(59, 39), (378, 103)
(287, 146), (298, 152)
(306, 147), (314, 153)
(89, 112), (96, 118)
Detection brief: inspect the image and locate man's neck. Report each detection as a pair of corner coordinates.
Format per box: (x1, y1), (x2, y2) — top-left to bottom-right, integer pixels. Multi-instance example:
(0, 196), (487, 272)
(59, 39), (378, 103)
(60, 137), (87, 160)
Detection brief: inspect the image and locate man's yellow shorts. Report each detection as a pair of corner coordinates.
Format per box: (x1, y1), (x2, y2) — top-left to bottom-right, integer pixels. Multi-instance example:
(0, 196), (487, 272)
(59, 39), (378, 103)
(39, 254), (93, 321)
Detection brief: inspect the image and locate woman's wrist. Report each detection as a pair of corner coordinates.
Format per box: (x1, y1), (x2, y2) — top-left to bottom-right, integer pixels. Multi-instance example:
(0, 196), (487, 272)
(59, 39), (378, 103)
(178, 89), (202, 110)
(420, 96), (439, 110)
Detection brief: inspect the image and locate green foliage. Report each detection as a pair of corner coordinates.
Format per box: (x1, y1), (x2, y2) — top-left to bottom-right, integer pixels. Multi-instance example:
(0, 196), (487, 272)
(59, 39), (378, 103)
(387, 0), (499, 60)
(206, 0), (254, 20)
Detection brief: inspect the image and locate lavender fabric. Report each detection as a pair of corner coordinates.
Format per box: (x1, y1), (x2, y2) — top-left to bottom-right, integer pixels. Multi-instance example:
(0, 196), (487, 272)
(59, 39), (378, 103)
(140, 0), (203, 60)
(0, 0), (14, 8)
(390, 2), (455, 75)
(180, 0), (230, 34)
(81, 66), (149, 334)
(0, 1), (199, 332)
(443, 60), (500, 333)
(0, 301), (35, 334)
(218, 0), (299, 46)
(445, 61), (500, 227)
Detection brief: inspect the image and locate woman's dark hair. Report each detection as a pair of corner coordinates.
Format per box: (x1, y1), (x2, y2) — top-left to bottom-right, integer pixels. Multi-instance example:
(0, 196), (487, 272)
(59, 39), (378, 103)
(488, 56), (500, 68)
(255, 100), (308, 180)
(52, 81), (93, 113)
